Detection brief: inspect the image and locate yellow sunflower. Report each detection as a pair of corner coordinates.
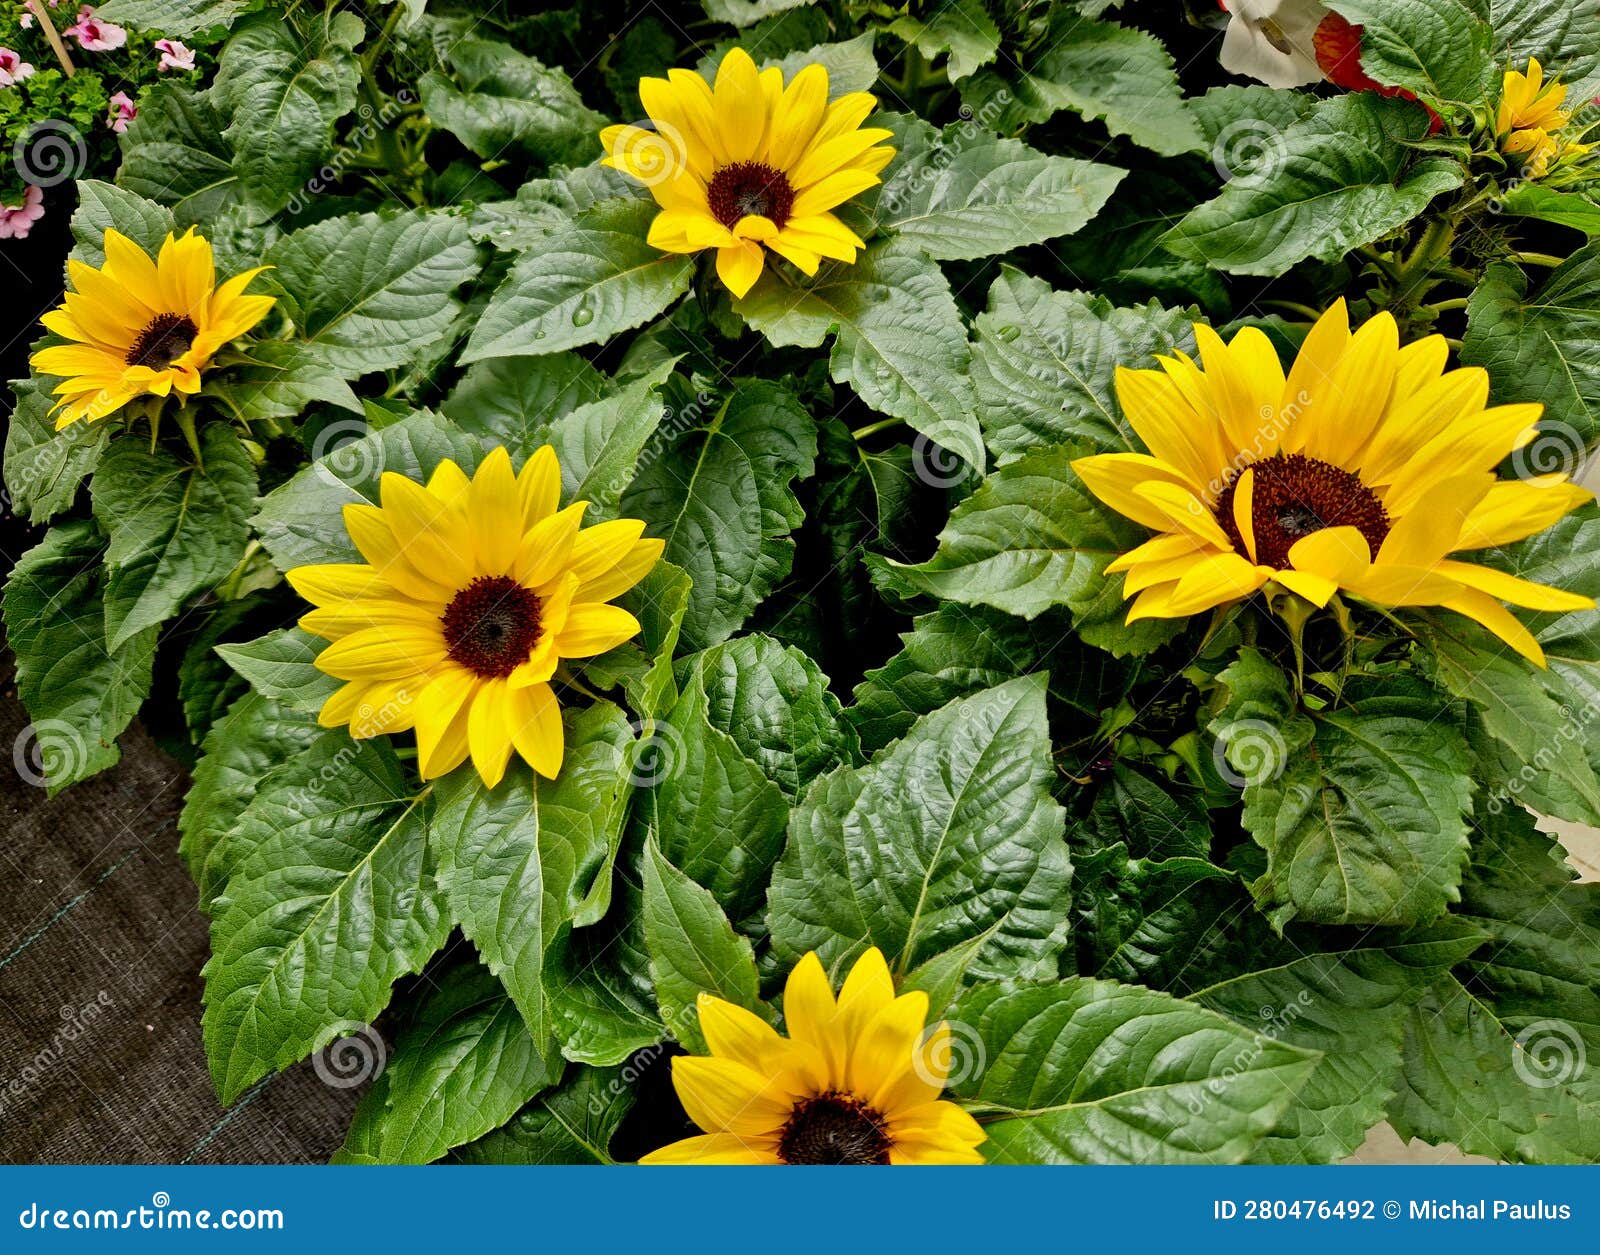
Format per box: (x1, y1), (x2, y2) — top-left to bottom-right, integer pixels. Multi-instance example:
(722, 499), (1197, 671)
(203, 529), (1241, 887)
(1072, 301), (1594, 665)
(600, 47), (895, 298)
(1496, 59), (1585, 178)
(287, 446), (663, 788)
(640, 948), (987, 1165)
(31, 227), (273, 429)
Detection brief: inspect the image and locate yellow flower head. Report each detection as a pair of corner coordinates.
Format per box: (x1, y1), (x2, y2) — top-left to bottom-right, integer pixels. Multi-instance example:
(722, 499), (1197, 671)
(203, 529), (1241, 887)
(600, 48), (895, 298)
(1072, 301), (1595, 665)
(641, 948), (987, 1165)
(31, 228), (273, 429)
(1497, 58), (1572, 137)
(287, 446), (663, 788)
(1497, 59), (1582, 177)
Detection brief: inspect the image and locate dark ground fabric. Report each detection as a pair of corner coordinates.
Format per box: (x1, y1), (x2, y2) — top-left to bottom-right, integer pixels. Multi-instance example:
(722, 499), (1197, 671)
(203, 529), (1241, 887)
(0, 676), (359, 1164)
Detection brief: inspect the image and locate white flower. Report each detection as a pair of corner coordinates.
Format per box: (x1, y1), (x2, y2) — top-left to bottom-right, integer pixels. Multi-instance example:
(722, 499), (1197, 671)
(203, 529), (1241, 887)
(1218, 0), (1328, 89)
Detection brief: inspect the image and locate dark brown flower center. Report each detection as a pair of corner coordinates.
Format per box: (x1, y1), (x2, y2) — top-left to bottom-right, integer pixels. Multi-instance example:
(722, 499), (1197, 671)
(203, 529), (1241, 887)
(777, 1093), (891, 1165)
(1214, 453), (1390, 569)
(440, 575), (542, 678)
(125, 312), (198, 368)
(706, 161), (795, 230)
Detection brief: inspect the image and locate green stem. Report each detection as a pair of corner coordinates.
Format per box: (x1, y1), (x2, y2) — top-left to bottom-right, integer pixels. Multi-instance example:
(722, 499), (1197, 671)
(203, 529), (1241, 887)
(359, 66), (414, 200)
(1425, 296), (1470, 313)
(222, 539), (261, 600)
(362, 3), (403, 73)
(1513, 251), (1566, 267)
(851, 416), (904, 441)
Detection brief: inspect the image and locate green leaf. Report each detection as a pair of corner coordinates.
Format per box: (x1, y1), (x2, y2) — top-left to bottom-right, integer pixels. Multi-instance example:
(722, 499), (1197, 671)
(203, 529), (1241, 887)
(335, 960), (561, 1164)
(90, 426), (257, 650)
(179, 690), (321, 901)
(887, 0), (999, 81)
(1420, 615), (1600, 825)
(702, 0), (813, 30)
(418, 40), (603, 167)
(449, 1064), (637, 1165)
(622, 382), (816, 651)
(685, 635), (854, 799)
(850, 603), (1131, 755)
(263, 210), (483, 377)
(251, 409), (485, 570)
(2, 380), (109, 524)
(1324, 1), (1493, 105)
(875, 444), (1179, 654)
(873, 115), (1122, 261)
(1187, 85), (1319, 151)
(953, 978), (1319, 1164)
(1497, 182), (1600, 237)
(213, 13), (361, 219)
(1076, 851), (1241, 987)
(1462, 250), (1600, 449)
(2, 520), (158, 794)
(1191, 943), (1441, 1163)
(216, 340), (364, 423)
(93, 0), (247, 37)
(1163, 94), (1463, 278)
(215, 626), (342, 713)
(971, 267), (1195, 461)
(469, 167), (639, 253)
(1393, 810), (1600, 1162)
(69, 180), (175, 265)
(117, 84), (244, 225)
(201, 737), (449, 1104)
(960, 12), (1202, 156)
(769, 676), (1071, 980)
(542, 903), (665, 1066)
(462, 199), (694, 362)
(1490, 0), (1600, 95)
(536, 362), (676, 518)
(429, 705), (634, 1042)
(640, 671), (792, 924)
(1213, 651), (1474, 928)
(641, 837), (765, 1051)
(735, 242), (983, 471)
(442, 352), (612, 450)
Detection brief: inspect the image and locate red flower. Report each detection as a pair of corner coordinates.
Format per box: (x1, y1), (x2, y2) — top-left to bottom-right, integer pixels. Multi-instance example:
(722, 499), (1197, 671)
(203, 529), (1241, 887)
(1313, 12), (1442, 133)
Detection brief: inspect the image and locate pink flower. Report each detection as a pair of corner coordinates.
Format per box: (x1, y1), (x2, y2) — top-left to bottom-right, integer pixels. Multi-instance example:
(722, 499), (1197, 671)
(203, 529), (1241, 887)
(64, 7), (126, 51)
(153, 37), (194, 71)
(17, 12), (32, 28)
(107, 89), (135, 133)
(0, 46), (35, 85)
(0, 186), (46, 240)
